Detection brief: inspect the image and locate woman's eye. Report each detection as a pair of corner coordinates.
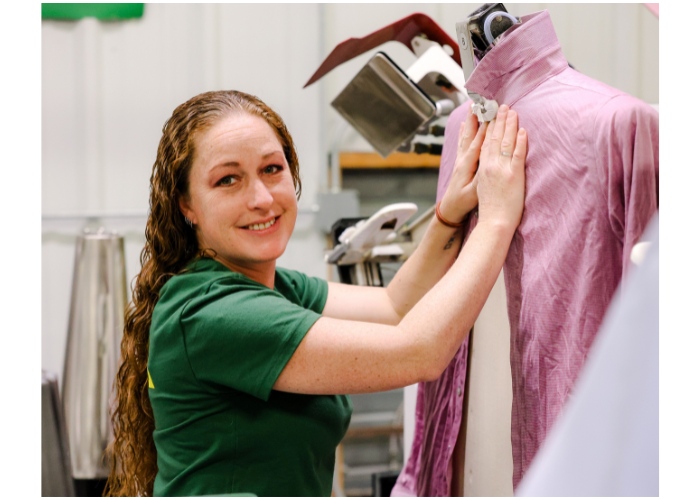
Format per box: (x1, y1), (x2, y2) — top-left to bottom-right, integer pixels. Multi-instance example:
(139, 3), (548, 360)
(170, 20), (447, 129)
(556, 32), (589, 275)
(263, 164), (283, 175)
(216, 175), (237, 186)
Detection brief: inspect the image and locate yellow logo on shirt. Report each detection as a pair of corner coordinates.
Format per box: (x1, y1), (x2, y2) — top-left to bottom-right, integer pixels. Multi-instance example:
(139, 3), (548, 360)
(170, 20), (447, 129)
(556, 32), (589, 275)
(148, 368), (155, 389)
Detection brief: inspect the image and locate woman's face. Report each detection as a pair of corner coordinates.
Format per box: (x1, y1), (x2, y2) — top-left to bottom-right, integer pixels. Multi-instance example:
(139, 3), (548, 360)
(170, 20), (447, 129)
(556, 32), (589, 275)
(179, 113), (298, 274)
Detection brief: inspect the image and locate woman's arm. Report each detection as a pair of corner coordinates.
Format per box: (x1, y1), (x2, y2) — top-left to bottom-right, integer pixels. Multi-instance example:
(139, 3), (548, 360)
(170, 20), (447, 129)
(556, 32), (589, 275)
(274, 105), (527, 395)
(322, 113), (485, 325)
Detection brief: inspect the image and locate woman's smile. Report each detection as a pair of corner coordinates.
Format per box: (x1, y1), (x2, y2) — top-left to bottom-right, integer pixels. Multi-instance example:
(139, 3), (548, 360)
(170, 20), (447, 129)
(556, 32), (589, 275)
(239, 215), (281, 235)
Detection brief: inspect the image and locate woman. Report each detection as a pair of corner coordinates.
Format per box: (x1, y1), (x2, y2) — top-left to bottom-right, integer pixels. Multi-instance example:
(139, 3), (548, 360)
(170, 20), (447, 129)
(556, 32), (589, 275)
(107, 90), (526, 497)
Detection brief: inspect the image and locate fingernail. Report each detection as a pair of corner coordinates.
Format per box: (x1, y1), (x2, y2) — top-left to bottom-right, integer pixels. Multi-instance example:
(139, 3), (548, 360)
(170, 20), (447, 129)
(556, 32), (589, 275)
(499, 104), (508, 113)
(518, 128), (526, 136)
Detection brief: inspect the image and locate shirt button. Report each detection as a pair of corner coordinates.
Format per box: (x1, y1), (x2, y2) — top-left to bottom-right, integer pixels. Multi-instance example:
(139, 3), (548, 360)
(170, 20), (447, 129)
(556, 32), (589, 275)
(457, 387), (462, 397)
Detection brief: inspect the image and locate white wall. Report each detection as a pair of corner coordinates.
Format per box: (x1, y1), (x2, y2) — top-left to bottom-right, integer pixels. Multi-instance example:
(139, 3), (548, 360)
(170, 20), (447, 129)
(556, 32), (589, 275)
(42, 3), (659, 381)
(41, 3), (328, 382)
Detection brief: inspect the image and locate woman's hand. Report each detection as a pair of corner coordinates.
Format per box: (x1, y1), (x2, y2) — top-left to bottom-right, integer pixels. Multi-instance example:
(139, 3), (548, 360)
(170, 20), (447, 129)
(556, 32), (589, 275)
(475, 104), (527, 233)
(439, 112), (487, 224)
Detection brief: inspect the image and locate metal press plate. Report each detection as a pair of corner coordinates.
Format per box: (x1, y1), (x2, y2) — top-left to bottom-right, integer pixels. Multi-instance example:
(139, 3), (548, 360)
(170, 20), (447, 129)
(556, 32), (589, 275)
(332, 52), (436, 158)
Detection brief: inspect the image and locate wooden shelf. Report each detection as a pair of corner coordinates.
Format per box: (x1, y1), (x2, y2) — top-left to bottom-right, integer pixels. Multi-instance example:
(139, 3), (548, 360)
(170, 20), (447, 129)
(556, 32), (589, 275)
(340, 151), (441, 169)
(343, 424), (404, 440)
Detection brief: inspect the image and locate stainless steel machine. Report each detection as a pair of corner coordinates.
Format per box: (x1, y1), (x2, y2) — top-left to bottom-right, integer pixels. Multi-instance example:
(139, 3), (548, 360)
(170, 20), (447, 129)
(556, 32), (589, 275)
(305, 13), (469, 159)
(61, 228), (127, 495)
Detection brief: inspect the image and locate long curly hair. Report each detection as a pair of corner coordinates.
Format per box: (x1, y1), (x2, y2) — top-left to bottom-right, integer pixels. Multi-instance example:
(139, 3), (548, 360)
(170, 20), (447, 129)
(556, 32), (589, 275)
(106, 90), (301, 497)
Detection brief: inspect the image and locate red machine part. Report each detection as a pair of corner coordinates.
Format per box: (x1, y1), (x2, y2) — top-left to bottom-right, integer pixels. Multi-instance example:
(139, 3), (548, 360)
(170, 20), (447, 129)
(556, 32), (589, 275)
(304, 13), (460, 88)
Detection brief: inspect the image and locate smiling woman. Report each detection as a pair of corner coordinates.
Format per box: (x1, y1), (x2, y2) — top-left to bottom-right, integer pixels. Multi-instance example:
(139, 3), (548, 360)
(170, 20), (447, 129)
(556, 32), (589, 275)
(106, 91), (306, 497)
(107, 90), (528, 497)
(178, 113), (299, 287)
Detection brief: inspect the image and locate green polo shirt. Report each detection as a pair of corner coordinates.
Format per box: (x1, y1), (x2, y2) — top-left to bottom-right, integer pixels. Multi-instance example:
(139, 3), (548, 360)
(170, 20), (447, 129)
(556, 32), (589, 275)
(148, 258), (353, 496)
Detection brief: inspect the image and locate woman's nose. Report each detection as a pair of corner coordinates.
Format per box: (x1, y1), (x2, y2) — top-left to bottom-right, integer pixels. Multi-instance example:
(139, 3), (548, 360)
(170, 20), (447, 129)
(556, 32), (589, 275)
(247, 178), (274, 211)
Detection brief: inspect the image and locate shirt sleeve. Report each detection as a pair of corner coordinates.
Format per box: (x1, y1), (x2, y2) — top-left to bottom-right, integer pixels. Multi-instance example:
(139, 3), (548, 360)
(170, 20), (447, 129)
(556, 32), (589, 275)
(180, 278), (324, 401)
(594, 95), (659, 278)
(274, 267), (328, 314)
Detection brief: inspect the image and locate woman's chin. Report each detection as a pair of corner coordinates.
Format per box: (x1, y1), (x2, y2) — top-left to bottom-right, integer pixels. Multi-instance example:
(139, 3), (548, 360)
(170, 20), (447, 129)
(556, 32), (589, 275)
(233, 242), (289, 267)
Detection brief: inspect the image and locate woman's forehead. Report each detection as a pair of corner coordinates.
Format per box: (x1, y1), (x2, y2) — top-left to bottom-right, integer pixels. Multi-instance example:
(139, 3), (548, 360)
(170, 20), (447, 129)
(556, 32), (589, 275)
(206, 113), (278, 143)
(196, 114), (283, 159)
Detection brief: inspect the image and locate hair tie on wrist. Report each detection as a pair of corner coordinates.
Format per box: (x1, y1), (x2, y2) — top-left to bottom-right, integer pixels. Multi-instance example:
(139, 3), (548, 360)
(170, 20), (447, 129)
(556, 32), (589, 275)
(435, 200), (466, 228)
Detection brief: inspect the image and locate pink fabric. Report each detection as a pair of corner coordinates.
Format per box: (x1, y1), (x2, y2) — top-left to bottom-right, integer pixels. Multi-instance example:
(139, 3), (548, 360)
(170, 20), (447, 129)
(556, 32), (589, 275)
(644, 3), (659, 18)
(392, 342), (469, 496)
(392, 10), (659, 496)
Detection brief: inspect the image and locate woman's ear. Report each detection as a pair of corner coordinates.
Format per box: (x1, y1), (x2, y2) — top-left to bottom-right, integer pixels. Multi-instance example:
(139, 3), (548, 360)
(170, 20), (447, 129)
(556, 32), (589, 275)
(178, 195), (197, 225)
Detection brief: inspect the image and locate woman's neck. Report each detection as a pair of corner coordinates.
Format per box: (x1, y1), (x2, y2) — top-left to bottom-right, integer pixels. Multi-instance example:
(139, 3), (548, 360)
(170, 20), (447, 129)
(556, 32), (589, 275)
(214, 256), (277, 289)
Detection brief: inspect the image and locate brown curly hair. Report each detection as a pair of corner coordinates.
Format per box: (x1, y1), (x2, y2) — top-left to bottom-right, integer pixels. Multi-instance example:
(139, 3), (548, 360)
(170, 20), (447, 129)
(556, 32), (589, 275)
(106, 90), (301, 497)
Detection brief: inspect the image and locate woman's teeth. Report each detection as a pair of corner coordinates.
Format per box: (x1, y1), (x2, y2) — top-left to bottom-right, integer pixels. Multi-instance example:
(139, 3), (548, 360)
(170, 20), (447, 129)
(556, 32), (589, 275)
(247, 217), (276, 231)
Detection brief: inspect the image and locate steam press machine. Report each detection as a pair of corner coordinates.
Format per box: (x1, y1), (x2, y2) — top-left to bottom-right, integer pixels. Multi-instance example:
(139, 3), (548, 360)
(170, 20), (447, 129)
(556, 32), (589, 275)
(305, 7), (522, 158)
(304, 13), (469, 157)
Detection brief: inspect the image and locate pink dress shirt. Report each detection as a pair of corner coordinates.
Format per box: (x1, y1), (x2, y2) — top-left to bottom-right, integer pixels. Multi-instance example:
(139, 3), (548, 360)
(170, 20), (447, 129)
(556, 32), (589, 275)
(392, 10), (659, 495)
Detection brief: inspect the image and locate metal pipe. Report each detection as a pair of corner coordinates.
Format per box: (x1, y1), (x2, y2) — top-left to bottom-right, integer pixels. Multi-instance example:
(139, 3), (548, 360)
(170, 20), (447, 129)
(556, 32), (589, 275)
(329, 121), (349, 193)
(41, 211), (148, 221)
(42, 207), (319, 222)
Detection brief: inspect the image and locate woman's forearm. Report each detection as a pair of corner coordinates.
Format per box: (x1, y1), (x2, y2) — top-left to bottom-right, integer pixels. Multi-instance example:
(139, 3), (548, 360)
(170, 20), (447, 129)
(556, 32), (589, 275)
(397, 220), (513, 379)
(386, 214), (464, 318)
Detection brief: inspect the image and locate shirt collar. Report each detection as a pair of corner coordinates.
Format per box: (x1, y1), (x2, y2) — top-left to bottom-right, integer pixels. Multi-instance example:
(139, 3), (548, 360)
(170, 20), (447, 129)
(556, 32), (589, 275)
(465, 10), (569, 106)
(186, 257), (276, 288)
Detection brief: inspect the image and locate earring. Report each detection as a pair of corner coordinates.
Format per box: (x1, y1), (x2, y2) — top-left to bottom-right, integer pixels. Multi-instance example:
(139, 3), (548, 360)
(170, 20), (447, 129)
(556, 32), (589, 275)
(184, 217), (194, 228)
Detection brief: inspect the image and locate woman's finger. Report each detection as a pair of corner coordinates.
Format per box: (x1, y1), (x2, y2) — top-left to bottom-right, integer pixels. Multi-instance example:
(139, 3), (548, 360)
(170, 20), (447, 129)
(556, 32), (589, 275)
(465, 112), (479, 140)
(479, 119), (497, 170)
(489, 104), (510, 160)
(481, 118), (497, 155)
(465, 121), (487, 164)
(459, 113), (479, 150)
(500, 110), (519, 160)
(511, 128), (528, 174)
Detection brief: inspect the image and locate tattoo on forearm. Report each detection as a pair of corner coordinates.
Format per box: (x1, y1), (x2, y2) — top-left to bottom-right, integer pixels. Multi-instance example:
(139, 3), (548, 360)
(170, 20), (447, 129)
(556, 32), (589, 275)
(444, 231), (458, 250)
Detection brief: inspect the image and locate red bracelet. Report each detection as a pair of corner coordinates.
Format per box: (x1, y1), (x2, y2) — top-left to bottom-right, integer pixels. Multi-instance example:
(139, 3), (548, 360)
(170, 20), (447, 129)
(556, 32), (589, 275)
(435, 200), (466, 228)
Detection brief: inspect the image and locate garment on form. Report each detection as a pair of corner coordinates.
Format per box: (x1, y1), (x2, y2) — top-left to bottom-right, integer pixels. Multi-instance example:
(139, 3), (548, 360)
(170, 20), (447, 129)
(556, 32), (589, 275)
(516, 214), (659, 497)
(644, 3), (660, 18)
(148, 258), (352, 496)
(392, 10), (659, 496)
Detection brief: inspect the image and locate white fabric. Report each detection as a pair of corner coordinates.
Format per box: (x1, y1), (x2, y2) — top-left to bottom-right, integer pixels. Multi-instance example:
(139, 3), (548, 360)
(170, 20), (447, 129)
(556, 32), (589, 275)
(470, 98), (499, 122)
(517, 214), (659, 497)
